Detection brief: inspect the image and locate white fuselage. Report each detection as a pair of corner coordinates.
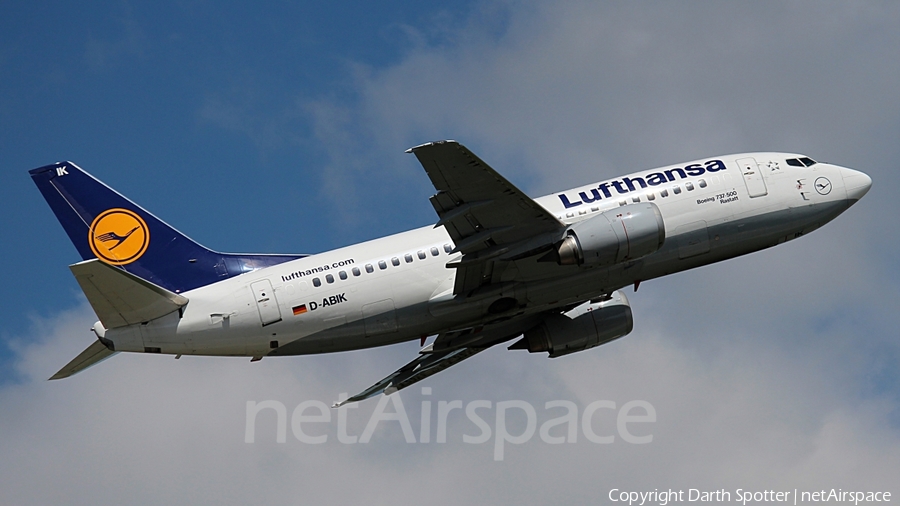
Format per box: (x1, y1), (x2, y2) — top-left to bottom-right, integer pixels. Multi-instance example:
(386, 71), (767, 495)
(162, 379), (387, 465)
(102, 153), (868, 357)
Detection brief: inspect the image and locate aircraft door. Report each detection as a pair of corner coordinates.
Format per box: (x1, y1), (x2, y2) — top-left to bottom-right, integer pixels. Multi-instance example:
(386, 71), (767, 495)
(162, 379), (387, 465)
(675, 220), (711, 259)
(251, 279), (282, 326)
(362, 299), (397, 336)
(736, 157), (768, 197)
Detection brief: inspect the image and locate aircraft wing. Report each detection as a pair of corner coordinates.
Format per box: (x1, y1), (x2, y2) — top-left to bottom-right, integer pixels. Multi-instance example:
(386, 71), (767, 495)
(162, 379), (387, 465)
(407, 141), (566, 295)
(333, 346), (486, 407)
(335, 315), (543, 407)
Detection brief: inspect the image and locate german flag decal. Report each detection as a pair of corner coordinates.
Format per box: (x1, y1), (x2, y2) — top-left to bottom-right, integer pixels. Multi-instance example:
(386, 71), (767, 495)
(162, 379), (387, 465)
(292, 304), (307, 316)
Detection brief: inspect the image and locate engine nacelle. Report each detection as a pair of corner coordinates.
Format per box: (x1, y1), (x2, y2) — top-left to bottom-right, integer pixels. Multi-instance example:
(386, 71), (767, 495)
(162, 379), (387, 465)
(514, 291), (633, 358)
(558, 203), (665, 266)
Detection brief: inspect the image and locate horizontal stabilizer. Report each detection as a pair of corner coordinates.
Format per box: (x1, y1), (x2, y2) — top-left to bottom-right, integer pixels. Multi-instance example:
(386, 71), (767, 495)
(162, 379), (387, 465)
(50, 339), (117, 380)
(70, 259), (189, 329)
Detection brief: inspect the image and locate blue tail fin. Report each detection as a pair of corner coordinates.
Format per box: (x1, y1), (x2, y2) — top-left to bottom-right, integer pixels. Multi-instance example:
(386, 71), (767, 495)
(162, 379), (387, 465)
(30, 161), (304, 293)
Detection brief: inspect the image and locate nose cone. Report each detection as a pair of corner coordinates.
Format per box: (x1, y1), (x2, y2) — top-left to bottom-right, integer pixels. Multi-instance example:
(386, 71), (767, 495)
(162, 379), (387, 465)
(841, 167), (872, 201)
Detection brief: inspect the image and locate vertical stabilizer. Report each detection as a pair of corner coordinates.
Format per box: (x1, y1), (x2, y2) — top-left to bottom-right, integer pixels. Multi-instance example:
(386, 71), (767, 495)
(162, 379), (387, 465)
(29, 162), (304, 293)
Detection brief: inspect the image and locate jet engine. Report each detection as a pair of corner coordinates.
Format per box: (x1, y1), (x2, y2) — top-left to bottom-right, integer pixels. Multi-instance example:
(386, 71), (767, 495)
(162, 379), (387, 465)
(557, 203), (665, 266)
(511, 291), (633, 358)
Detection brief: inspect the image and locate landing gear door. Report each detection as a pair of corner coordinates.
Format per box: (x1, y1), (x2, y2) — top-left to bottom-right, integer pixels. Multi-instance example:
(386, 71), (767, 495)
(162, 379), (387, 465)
(362, 299), (397, 336)
(737, 157), (768, 198)
(251, 279), (282, 326)
(676, 220), (710, 259)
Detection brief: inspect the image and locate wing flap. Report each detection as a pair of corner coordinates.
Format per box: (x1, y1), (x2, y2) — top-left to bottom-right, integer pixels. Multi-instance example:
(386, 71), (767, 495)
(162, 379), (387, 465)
(70, 259), (189, 329)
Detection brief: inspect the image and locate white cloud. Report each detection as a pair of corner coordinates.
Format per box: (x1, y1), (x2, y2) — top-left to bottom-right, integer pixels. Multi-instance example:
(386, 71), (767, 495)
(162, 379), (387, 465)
(1, 297), (897, 504)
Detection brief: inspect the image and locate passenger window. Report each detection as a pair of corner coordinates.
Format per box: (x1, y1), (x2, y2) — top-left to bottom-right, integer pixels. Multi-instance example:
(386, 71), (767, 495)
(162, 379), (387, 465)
(673, 186), (682, 194)
(699, 179), (707, 188)
(444, 244), (452, 253)
(591, 207), (599, 212)
(339, 271), (347, 280)
(326, 274), (334, 284)
(632, 196), (640, 203)
(378, 260), (387, 270)
(417, 250), (426, 260)
(566, 212), (574, 218)
(619, 200), (627, 206)
(578, 210), (587, 215)
(405, 254), (413, 263)
(352, 267), (361, 276)
(647, 193), (655, 201)
(431, 247), (439, 256)
(312, 277), (321, 287)
(660, 189), (669, 197)
(686, 182), (694, 191)
(365, 264), (374, 273)
(391, 257), (400, 266)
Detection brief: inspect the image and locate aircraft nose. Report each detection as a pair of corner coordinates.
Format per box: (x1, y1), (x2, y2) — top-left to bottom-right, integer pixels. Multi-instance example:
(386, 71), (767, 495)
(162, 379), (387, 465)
(841, 167), (872, 201)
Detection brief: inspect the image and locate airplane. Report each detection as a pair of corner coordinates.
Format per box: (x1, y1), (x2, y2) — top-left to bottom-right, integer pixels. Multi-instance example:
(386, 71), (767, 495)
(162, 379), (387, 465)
(29, 141), (872, 406)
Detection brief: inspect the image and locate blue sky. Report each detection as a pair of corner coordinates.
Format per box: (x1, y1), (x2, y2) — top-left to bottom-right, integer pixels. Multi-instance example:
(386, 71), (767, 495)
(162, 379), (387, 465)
(2, 2), (899, 504)
(1, 1), (487, 342)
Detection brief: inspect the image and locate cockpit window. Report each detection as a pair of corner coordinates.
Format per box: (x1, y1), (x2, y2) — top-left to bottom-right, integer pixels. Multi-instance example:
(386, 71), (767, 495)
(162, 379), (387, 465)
(786, 157), (818, 167)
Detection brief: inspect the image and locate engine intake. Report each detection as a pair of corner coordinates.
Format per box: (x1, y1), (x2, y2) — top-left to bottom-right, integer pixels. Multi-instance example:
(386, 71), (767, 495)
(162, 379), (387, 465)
(558, 203), (665, 266)
(512, 291), (633, 358)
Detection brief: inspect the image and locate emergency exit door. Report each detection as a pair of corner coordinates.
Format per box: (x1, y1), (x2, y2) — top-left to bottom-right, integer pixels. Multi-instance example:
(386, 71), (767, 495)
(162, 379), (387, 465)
(251, 279), (282, 326)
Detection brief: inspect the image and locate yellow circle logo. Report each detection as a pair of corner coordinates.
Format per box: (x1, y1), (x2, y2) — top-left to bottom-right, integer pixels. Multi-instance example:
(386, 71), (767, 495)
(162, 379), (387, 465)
(88, 208), (150, 265)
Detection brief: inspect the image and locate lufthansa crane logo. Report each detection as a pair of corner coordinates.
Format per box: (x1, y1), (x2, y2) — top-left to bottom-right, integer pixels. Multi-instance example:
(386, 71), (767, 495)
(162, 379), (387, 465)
(814, 177), (832, 195)
(88, 208), (149, 265)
